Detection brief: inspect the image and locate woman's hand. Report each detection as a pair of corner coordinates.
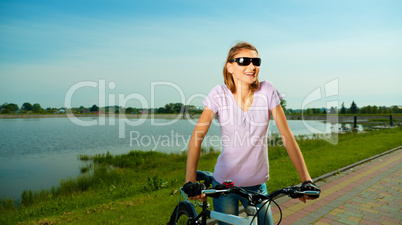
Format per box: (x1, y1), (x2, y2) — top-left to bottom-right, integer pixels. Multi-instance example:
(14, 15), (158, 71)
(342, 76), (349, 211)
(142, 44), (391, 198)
(189, 194), (207, 202)
(298, 180), (321, 203)
(182, 181), (207, 201)
(298, 195), (315, 203)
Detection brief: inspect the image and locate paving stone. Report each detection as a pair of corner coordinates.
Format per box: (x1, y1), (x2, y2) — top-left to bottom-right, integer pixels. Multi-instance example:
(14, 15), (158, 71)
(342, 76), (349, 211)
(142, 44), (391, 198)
(338, 217), (358, 225)
(344, 204), (361, 210)
(323, 214), (339, 221)
(361, 210), (382, 218)
(381, 221), (400, 225)
(318, 217), (333, 224)
(330, 221), (347, 225)
(314, 222), (330, 225)
(359, 219), (381, 225)
(343, 210), (363, 218)
(378, 211), (395, 218)
(362, 215), (383, 223)
(312, 207), (331, 217)
(380, 215), (400, 224)
(291, 215), (317, 224)
(337, 213), (350, 219)
(348, 215), (362, 223)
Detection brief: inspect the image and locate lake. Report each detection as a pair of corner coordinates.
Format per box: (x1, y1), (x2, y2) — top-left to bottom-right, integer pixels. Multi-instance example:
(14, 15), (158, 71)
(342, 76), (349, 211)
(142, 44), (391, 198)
(0, 117), (362, 201)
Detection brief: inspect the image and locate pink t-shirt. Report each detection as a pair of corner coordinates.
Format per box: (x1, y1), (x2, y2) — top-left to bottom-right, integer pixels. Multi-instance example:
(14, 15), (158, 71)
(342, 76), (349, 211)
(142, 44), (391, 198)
(202, 81), (283, 187)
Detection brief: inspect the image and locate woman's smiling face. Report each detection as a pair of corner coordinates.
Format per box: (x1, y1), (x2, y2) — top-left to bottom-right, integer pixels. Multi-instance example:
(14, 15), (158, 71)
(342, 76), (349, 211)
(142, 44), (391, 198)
(227, 49), (260, 89)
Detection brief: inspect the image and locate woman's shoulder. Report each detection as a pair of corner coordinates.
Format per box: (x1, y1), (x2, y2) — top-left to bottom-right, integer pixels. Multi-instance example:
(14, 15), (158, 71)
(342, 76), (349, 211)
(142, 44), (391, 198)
(258, 80), (275, 91)
(259, 80), (275, 88)
(209, 84), (229, 94)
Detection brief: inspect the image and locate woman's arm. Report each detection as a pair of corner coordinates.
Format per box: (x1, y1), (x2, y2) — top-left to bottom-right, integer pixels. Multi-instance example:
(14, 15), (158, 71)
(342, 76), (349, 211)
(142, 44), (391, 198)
(185, 106), (216, 183)
(271, 104), (314, 202)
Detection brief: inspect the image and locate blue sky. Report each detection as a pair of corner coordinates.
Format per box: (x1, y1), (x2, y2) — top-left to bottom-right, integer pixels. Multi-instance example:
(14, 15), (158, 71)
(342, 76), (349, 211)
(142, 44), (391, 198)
(0, 0), (401, 109)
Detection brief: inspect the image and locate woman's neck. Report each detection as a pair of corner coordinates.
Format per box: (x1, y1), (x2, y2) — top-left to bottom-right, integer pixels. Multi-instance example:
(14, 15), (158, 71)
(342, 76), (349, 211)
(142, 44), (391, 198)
(232, 81), (254, 113)
(233, 80), (252, 101)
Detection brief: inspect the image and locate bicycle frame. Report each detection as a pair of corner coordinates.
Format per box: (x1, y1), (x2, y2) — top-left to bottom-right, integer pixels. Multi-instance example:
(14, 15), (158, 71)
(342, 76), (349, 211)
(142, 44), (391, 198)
(203, 189), (267, 225)
(177, 188), (263, 225)
(209, 206), (259, 225)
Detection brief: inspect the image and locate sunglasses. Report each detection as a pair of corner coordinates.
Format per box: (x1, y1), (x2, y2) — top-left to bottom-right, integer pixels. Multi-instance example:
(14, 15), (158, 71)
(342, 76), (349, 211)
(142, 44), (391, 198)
(230, 57), (261, 66)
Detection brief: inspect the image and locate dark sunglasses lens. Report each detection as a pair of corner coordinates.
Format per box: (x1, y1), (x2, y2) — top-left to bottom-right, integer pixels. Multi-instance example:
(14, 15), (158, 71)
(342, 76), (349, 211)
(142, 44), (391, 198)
(252, 58), (261, 66)
(237, 58), (251, 66)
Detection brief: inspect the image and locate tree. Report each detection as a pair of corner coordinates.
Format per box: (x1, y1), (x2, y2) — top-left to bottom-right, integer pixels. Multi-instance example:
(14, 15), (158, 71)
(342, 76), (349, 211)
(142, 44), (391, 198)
(349, 101), (358, 114)
(372, 105), (378, 114)
(391, 105), (402, 114)
(90, 105), (99, 112)
(1, 103), (19, 113)
(312, 108), (321, 114)
(330, 107), (337, 114)
(280, 99), (287, 112)
(364, 105), (372, 114)
(157, 107), (165, 113)
(32, 103), (42, 113)
(379, 106), (386, 114)
(184, 105), (199, 114)
(22, 102), (33, 111)
(173, 103), (184, 113)
(125, 107), (135, 114)
(286, 108), (294, 114)
(340, 102), (346, 114)
(164, 104), (174, 113)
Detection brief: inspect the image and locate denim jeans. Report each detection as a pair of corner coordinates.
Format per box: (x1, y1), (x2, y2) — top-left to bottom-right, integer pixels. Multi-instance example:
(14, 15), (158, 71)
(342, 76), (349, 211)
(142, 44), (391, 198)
(212, 179), (274, 225)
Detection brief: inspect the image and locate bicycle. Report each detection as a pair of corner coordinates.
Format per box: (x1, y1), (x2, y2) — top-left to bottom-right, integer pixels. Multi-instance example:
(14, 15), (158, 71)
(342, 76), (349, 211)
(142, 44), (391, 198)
(168, 171), (320, 225)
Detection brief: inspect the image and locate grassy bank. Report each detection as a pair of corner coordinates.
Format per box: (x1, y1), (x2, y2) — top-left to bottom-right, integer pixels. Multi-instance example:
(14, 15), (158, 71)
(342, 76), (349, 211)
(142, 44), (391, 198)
(1, 127), (401, 224)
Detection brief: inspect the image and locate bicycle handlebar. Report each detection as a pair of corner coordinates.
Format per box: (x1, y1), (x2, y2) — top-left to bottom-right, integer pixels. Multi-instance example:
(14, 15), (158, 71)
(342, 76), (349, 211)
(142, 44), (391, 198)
(201, 185), (320, 204)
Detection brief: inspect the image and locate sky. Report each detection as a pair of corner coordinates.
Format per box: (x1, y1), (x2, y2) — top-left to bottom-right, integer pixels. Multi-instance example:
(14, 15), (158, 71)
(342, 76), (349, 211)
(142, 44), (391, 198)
(0, 0), (401, 110)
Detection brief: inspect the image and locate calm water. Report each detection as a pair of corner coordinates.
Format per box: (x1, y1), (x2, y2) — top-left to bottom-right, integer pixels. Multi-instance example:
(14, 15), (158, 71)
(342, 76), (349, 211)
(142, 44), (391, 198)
(0, 117), (361, 200)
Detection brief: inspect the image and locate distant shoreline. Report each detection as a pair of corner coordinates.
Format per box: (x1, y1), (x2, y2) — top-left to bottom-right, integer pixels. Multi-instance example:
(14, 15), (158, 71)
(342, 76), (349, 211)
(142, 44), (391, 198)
(0, 113), (400, 123)
(0, 113), (201, 120)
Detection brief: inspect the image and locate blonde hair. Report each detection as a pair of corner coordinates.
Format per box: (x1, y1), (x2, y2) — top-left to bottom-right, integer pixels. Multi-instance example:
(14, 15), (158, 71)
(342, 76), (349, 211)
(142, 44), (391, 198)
(223, 42), (261, 93)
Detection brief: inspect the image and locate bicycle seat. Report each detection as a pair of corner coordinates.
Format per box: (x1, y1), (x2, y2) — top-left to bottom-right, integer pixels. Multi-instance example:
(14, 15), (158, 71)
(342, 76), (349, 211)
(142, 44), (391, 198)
(196, 170), (214, 188)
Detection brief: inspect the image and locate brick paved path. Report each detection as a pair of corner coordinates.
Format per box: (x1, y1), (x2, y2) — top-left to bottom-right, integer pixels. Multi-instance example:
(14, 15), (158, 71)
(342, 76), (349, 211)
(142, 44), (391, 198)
(271, 149), (402, 225)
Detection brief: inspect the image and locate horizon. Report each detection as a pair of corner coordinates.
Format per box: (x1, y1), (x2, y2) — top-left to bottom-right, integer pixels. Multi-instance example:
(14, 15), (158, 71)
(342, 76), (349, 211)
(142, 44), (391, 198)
(1, 0), (401, 109)
(2, 101), (401, 111)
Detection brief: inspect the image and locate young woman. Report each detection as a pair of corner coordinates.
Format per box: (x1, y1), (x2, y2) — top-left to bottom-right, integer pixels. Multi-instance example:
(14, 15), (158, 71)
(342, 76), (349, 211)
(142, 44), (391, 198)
(183, 42), (320, 225)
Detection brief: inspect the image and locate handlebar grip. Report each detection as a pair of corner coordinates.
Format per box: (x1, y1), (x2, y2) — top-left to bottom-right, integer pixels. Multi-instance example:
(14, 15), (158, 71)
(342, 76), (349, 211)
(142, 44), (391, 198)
(289, 190), (321, 199)
(299, 190), (320, 195)
(202, 189), (230, 195)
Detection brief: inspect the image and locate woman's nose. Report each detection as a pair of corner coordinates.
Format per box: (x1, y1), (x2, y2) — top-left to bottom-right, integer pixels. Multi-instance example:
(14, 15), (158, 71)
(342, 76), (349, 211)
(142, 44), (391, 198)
(247, 63), (256, 69)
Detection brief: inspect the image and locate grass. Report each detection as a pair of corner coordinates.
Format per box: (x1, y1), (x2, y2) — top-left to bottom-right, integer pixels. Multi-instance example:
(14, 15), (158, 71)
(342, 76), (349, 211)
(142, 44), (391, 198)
(0, 127), (401, 224)
(287, 113), (401, 116)
(369, 118), (400, 123)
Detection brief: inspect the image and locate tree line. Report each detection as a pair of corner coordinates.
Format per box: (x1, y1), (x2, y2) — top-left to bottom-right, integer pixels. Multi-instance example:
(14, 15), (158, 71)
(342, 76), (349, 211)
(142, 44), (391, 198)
(0, 102), (203, 114)
(0, 102), (50, 114)
(285, 101), (402, 115)
(1, 101), (401, 115)
(156, 103), (201, 114)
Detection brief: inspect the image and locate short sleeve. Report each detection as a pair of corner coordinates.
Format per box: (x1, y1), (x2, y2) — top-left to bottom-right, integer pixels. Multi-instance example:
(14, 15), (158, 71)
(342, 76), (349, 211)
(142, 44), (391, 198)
(266, 81), (283, 110)
(202, 85), (224, 114)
